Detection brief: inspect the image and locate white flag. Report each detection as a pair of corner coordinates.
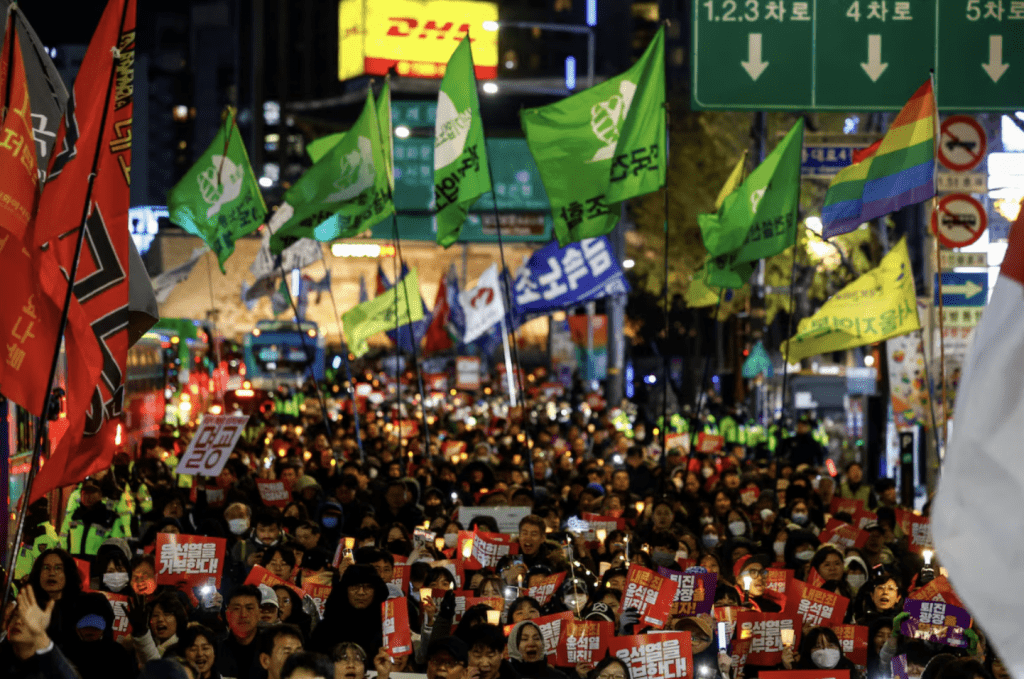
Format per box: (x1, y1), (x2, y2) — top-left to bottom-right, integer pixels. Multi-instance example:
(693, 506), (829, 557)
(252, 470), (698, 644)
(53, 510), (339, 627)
(932, 209), (1024, 677)
(151, 247), (207, 304)
(460, 263), (506, 344)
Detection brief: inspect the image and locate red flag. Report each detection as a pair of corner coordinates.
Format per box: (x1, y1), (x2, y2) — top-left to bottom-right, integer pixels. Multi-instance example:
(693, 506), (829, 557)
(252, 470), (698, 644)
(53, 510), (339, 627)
(423, 269), (453, 353)
(31, 0), (136, 500)
(0, 9), (101, 420)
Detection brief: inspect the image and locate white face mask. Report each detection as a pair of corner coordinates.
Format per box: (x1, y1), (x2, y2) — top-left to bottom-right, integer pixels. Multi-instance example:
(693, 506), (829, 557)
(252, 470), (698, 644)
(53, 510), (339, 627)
(228, 518), (249, 536)
(792, 512), (809, 525)
(811, 648), (841, 669)
(444, 533), (458, 548)
(700, 516), (715, 526)
(796, 549), (815, 561)
(702, 534), (719, 548)
(773, 541), (787, 557)
(846, 573), (867, 590)
(676, 550), (689, 561)
(701, 467), (714, 479)
(729, 521), (747, 537)
(103, 572), (129, 591)
(760, 508), (775, 522)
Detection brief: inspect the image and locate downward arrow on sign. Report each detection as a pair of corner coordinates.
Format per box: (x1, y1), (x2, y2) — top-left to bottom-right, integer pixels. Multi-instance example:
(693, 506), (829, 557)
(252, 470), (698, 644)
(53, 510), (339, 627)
(982, 35), (1009, 83)
(741, 33), (769, 81)
(861, 35), (888, 82)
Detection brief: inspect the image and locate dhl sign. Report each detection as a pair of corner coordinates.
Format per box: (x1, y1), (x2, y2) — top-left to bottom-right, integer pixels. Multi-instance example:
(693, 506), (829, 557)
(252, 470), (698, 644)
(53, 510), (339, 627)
(339, 0), (499, 81)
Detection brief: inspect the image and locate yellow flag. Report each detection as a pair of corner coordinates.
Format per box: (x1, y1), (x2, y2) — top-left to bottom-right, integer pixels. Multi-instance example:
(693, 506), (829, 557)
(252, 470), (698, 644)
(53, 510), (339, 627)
(783, 238), (920, 363)
(343, 269), (424, 357)
(715, 150), (748, 210)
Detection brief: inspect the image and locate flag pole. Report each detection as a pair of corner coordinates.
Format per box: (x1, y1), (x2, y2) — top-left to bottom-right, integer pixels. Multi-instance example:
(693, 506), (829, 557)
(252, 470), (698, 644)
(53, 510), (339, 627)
(928, 70), (947, 449)
(204, 252), (224, 407)
(660, 101), (671, 459)
(390, 216), (433, 462)
(3, 0), (129, 610)
(276, 259), (333, 441)
(780, 122), (805, 430)
(317, 246), (365, 462)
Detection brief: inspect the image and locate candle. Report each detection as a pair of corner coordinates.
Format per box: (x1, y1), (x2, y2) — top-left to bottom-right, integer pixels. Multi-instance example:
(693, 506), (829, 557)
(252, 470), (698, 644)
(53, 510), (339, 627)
(486, 610), (501, 625)
(462, 539), (474, 558)
(420, 588), (431, 602)
(435, 537), (445, 551)
(596, 529), (608, 543)
(635, 501), (645, 515)
(923, 549), (934, 566)
(517, 573), (524, 588)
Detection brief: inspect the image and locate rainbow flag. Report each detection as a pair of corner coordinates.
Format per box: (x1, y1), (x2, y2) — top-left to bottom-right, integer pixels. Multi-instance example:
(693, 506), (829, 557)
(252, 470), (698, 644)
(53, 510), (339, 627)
(822, 79), (936, 239)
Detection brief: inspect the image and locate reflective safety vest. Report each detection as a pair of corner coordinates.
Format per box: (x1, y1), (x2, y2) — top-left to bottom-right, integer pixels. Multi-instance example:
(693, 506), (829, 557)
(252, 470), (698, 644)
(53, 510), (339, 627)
(719, 416), (739, 444)
(15, 523), (59, 579)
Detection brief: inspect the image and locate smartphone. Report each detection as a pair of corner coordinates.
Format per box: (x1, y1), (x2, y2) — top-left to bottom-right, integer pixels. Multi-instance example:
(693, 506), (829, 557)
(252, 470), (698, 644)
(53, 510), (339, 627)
(718, 622), (728, 651)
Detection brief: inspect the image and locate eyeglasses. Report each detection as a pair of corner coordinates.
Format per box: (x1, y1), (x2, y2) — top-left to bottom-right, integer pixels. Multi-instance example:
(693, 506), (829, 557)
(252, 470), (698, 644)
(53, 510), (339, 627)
(875, 584), (899, 594)
(597, 672), (627, 679)
(349, 583), (374, 593)
(41, 564), (64, 574)
(742, 568), (767, 580)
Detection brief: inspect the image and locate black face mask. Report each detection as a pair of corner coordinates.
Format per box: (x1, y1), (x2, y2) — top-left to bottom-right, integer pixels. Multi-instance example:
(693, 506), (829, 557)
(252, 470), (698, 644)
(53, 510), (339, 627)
(282, 516), (300, 532)
(388, 540), (412, 555)
(424, 503), (445, 519)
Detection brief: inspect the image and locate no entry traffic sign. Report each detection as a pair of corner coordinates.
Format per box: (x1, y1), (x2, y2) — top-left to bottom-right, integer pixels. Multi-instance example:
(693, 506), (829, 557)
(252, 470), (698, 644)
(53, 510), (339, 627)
(931, 193), (987, 249)
(939, 116), (987, 172)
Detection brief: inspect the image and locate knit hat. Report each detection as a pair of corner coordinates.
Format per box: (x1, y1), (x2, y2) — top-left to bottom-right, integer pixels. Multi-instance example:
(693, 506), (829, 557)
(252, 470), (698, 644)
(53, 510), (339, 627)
(293, 476), (320, 493)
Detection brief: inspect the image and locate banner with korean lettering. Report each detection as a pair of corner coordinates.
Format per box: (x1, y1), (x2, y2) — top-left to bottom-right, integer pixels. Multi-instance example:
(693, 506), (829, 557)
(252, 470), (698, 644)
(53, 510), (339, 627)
(829, 498), (865, 517)
(256, 479), (291, 508)
(657, 568), (716, 617)
(452, 594), (504, 624)
(390, 564), (411, 596)
(531, 612), (574, 659)
(609, 632), (692, 679)
(765, 569), (793, 601)
(819, 519), (869, 551)
(526, 573), (566, 606)
(736, 610), (801, 666)
(831, 625), (869, 666)
(895, 509), (932, 554)
(899, 610), (971, 649)
(101, 592), (132, 641)
(156, 534), (226, 589)
(731, 637), (752, 679)
(907, 576), (965, 609)
(555, 619), (613, 667)
(580, 513), (626, 548)
(621, 564), (679, 629)
(456, 530), (517, 569)
(715, 606), (744, 645)
(245, 564), (302, 597)
(303, 581), (332, 619)
(176, 415), (249, 477)
(382, 599), (413, 657)
(785, 580), (849, 628)
(512, 236), (629, 315)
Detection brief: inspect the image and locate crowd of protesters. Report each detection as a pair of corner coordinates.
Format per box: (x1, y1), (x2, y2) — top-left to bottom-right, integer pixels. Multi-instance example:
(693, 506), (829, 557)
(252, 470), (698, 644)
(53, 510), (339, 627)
(0, 373), (1004, 679)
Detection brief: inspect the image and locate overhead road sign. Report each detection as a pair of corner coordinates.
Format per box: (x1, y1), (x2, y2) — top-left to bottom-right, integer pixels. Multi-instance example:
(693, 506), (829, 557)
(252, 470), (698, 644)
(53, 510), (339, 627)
(692, 1), (1024, 111)
(931, 193), (988, 249)
(800, 133), (878, 177)
(935, 272), (988, 307)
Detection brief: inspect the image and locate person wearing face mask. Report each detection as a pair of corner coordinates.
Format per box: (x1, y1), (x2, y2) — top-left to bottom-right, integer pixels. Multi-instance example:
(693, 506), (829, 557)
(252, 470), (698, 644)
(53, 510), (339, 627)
(782, 530), (820, 577)
(844, 555), (870, 595)
(559, 579), (590, 617)
(725, 509), (752, 539)
(786, 498), (820, 535)
(700, 524), (723, 552)
(91, 539), (133, 594)
(781, 626), (857, 673)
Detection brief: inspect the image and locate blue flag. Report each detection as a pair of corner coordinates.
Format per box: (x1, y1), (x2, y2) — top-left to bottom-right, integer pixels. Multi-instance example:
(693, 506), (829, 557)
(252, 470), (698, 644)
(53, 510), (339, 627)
(512, 236), (629, 316)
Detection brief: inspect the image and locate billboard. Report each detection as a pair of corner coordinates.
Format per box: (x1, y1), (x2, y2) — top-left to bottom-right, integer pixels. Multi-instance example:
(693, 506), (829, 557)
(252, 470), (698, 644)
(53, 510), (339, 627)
(339, 0), (499, 81)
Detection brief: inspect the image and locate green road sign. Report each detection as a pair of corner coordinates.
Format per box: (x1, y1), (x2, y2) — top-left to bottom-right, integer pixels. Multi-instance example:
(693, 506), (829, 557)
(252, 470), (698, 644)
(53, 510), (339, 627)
(692, 0), (1024, 111)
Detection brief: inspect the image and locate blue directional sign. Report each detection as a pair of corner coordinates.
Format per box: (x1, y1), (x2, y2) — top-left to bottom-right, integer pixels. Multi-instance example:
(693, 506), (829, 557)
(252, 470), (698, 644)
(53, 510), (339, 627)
(935, 272), (988, 307)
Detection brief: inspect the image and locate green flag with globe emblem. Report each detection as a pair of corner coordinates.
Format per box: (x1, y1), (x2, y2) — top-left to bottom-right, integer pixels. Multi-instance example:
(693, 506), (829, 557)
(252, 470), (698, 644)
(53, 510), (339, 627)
(521, 26), (665, 246)
(168, 108), (267, 273)
(268, 89), (394, 255)
(434, 37), (491, 248)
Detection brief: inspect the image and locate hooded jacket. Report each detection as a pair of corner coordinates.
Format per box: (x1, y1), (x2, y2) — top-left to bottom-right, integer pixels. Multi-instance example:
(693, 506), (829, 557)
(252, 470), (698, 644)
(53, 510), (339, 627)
(310, 564), (389, 658)
(61, 592), (136, 679)
(506, 621), (569, 679)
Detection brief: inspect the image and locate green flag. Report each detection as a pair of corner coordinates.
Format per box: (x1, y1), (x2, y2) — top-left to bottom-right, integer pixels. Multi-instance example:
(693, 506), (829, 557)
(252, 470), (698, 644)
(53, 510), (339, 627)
(522, 27), (665, 246)
(378, 76), (395, 193)
(698, 119), (803, 268)
(434, 37), (491, 248)
(343, 268), (425, 357)
(268, 89), (394, 254)
(307, 133), (344, 164)
(167, 108), (266, 273)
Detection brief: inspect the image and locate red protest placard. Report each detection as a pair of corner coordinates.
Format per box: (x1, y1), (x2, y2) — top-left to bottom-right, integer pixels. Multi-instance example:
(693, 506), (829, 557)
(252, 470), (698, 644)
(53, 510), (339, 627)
(530, 612), (574, 659)
(156, 533), (227, 589)
(302, 580), (332, 619)
(580, 513), (627, 548)
(442, 440), (466, 460)
(819, 519), (868, 551)
(73, 558), (91, 592)
(657, 568), (717, 617)
(765, 569), (792, 598)
(609, 632), (693, 679)
(715, 606), (744, 644)
(829, 498), (865, 517)
(785, 580), (849, 627)
(457, 531), (517, 569)
(761, 671), (850, 679)
(907, 576), (964, 609)
(555, 619), (613, 667)
(902, 514), (932, 554)
(665, 433), (690, 454)
(451, 593), (504, 624)
(256, 479), (291, 508)
(621, 564), (679, 629)
(736, 610), (801, 666)
(739, 486), (761, 507)
(731, 637), (752, 678)
(807, 567), (826, 588)
(430, 560), (463, 589)
(101, 592), (131, 641)
(696, 432), (725, 453)
(526, 573), (566, 606)
(831, 625), (869, 666)
(382, 599), (413, 657)
(245, 564), (302, 597)
(390, 564), (410, 596)
(851, 509), (878, 531)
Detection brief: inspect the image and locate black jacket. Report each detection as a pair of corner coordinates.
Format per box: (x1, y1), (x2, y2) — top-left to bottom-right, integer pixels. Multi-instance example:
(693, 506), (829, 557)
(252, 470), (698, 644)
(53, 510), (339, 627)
(310, 565), (390, 658)
(0, 643), (81, 679)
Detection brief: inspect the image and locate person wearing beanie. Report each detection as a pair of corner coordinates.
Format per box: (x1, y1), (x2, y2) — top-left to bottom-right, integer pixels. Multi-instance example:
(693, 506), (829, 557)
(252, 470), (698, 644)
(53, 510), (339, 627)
(310, 564), (389, 658)
(733, 553), (782, 612)
(62, 592), (135, 679)
(507, 621), (569, 679)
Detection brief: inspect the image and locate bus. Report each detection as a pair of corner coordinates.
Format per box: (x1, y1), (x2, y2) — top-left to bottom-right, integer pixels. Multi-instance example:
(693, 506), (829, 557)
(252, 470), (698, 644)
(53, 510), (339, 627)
(242, 319), (326, 389)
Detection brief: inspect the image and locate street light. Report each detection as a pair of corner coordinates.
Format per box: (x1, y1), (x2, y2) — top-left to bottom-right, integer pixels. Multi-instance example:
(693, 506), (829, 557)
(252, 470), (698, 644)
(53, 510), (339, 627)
(482, 82), (499, 95)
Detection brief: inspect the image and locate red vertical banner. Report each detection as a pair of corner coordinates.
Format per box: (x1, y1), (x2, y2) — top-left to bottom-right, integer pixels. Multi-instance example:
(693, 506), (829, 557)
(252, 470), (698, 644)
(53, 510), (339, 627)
(382, 599), (413, 657)
(831, 625), (869, 666)
(736, 610), (801, 666)
(608, 632), (693, 679)
(555, 619), (613, 667)
(390, 564), (410, 596)
(621, 564), (679, 629)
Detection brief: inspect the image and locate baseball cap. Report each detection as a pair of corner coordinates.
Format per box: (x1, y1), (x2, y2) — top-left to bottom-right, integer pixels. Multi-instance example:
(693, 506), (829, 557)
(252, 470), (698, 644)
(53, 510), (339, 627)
(258, 584), (279, 608)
